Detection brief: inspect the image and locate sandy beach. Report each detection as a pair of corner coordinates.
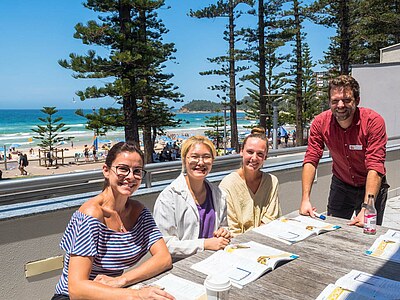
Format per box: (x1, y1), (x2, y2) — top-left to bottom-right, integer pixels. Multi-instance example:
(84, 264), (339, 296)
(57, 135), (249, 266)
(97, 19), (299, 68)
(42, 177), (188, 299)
(0, 127), (208, 179)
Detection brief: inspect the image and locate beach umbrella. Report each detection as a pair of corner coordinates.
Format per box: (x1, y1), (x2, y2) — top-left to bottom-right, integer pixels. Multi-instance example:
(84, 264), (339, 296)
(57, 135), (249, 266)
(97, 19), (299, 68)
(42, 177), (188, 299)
(10, 143), (21, 148)
(57, 141), (68, 145)
(279, 126), (288, 136)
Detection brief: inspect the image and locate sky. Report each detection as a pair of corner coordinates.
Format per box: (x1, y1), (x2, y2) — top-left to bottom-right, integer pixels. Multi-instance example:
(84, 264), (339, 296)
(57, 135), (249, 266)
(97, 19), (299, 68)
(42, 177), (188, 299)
(0, 0), (334, 110)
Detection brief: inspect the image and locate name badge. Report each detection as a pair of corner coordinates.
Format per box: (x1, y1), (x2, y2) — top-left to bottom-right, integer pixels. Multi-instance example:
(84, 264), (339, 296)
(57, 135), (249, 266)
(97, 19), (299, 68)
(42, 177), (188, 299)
(349, 145), (363, 150)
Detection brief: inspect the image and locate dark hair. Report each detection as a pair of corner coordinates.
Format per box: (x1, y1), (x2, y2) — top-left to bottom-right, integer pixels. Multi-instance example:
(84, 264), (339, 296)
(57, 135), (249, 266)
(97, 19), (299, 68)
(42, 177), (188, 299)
(328, 75), (360, 100)
(103, 142), (145, 189)
(241, 126), (268, 151)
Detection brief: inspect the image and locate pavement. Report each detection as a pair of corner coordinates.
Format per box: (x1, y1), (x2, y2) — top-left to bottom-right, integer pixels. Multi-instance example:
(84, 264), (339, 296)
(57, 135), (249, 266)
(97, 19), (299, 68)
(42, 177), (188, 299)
(382, 193), (400, 230)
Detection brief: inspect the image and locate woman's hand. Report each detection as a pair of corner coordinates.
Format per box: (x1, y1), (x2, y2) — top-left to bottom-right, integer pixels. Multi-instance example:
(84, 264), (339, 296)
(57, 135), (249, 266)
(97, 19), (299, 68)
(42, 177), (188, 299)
(213, 227), (232, 240)
(135, 286), (175, 300)
(204, 236), (230, 251)
(93, 274), (127, 288)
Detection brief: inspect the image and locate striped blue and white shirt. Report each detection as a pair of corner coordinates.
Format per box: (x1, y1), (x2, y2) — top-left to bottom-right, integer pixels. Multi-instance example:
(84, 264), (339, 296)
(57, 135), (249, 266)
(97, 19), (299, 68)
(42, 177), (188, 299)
(55, 208), (162, 296)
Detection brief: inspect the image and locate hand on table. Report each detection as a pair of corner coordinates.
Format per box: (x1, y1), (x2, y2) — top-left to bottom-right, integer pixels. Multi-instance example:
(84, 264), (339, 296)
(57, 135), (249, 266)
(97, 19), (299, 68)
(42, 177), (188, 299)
(213, 227), (232, 240)
(348, 209), (365, 228)
(135, 286), (175, 300)
(299, 200), (316, 217)
(205, 236), (230, 251)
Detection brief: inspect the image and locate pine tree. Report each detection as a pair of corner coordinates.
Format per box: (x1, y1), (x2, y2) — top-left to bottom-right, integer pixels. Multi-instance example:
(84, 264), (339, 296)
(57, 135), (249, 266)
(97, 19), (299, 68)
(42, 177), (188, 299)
(352, 0), (400, 63)
(310, 0), (400, 68)
(283, 0), (307, 145)
(189, 0), (254, 152)
(32, 107), (70, 153)
(75, 108), (123, 136)
(203, 114), (226, 150)
(309, 0), (355, 75)
(59, 0), (181, 163)
(240, 0), (289, 135)
(301, 44), (320, 126)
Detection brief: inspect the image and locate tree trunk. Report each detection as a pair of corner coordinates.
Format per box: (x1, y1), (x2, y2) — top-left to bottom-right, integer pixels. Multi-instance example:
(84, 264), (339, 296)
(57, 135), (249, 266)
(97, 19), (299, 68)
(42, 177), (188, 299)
(258, 0), (267, 131)
(120, 1), (139, 146)
(339, 0), (350, 75)
(294, 0), (304, 146)
(123, 95), (140, 146)
(229, 0), (239, 151)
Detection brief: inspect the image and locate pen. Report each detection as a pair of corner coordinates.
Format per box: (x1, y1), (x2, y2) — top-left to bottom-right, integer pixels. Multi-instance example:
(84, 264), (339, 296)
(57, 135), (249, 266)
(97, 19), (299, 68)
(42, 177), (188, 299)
(313, 212), (326, 220)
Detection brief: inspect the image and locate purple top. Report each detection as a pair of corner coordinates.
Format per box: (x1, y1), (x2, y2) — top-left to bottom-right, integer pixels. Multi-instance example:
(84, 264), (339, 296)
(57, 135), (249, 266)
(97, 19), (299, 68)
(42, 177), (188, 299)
(197, 184), (216, 238)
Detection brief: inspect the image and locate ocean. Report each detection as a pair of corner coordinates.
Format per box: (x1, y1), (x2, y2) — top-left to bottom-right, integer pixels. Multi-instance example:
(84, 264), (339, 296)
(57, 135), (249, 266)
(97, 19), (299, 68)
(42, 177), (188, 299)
(0, 109), (253, 148)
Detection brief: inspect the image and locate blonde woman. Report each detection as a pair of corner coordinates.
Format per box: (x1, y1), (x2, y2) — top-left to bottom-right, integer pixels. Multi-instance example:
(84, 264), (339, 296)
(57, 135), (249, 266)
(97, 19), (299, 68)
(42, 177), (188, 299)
(153, 136), (231, 259)
(219, 127), (281, 236)
(52, 142), (174, 300)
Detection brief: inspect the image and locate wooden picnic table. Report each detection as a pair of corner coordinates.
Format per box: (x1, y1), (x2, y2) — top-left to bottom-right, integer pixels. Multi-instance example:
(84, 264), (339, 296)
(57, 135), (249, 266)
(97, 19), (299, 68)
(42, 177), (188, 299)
(140, 211), (400, 299)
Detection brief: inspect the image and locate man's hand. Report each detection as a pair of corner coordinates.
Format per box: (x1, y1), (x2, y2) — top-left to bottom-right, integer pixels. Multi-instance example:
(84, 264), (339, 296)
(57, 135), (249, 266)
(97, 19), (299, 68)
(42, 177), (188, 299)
(348, 209), (365, 228)
(299, 200), (316, 217)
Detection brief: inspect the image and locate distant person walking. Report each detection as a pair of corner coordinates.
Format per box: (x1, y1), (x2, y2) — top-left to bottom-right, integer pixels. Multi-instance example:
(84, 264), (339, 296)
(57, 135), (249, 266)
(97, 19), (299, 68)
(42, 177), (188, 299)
(18, 152), (28, 175)
(92, 145), (98, 161)
(84, 145), (90, 162)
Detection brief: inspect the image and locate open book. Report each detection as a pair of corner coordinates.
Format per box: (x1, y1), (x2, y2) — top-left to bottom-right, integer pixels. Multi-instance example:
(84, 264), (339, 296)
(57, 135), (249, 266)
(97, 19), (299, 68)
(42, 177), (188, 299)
(129, 274), (206, 300)
(316, 283), (374, 300)
(252, 215), (341, 245)
(316, 270), (400, 300)
(191, 241), (298, 288)
(365, 229), (400, 263)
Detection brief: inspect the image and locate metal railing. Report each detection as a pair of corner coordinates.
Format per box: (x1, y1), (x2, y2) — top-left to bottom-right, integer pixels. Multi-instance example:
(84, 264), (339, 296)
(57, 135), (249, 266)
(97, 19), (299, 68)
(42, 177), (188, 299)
(1, 135), (399, 206)
(0, 146), (307, 205)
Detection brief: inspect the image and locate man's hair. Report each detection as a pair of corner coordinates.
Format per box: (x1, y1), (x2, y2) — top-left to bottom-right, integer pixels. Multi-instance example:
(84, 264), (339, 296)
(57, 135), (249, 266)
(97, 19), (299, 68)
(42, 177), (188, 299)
(328, 75), (360, 100)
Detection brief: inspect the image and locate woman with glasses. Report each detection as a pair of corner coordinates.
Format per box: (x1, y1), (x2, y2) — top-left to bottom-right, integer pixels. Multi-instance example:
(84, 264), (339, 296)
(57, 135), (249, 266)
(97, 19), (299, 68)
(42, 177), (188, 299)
(219, 127), (281, 236)
(52, 142), (174, 300)
(153, 135), (231, 259)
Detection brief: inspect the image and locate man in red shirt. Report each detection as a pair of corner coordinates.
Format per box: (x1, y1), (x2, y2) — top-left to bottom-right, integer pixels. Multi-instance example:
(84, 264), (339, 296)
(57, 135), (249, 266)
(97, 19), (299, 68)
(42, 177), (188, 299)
(300, 75), (389, 226)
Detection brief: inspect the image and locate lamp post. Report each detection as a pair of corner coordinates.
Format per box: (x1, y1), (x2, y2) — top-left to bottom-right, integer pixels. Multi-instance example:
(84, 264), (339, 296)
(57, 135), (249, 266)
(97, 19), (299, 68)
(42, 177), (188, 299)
(263, 94), (283, 150)
(217, 94), (229, 155)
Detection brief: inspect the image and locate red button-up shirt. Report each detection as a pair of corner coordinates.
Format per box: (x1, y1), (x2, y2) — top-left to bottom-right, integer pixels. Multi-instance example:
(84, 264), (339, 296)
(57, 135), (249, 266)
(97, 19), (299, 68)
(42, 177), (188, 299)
(304, 107), (387, 187)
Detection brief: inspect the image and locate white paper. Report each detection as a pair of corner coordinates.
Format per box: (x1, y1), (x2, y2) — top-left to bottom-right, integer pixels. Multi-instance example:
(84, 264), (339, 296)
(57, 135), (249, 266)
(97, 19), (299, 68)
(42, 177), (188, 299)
(365, 234), (400, 263)
(191, 241), (298, 288)
(335, 270), (400, 300)
(252, 215), (340, 244)
(130, 274), (206, 300)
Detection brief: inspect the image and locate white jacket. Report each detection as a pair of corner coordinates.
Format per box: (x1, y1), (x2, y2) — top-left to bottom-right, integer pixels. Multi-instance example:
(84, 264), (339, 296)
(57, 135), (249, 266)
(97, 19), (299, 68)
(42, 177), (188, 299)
(153, 173), (228, 258)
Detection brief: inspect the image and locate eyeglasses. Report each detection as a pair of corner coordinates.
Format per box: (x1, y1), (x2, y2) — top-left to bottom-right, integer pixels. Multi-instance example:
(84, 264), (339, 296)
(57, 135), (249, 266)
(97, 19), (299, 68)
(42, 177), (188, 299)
(186, 154), (213, 164)
(111, 165), (147, 179)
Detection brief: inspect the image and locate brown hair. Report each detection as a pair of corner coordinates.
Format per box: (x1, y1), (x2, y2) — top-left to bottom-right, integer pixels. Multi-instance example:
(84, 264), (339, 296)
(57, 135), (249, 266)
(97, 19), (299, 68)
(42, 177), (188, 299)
(328, 75), (360, 101)
(241, 126), (268, 151)
(103, 142), (144, 189)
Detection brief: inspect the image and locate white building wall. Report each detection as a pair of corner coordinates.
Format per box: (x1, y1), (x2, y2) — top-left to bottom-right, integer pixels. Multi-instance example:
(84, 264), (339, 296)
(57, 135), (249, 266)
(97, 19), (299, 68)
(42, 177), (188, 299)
(352, 63), (400, 139)
(380, 44), (400, 63)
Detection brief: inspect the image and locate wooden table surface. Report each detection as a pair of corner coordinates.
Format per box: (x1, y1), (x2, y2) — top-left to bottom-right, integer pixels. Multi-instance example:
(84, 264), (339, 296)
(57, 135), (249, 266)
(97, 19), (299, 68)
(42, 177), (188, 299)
(142, 212), (400, 300)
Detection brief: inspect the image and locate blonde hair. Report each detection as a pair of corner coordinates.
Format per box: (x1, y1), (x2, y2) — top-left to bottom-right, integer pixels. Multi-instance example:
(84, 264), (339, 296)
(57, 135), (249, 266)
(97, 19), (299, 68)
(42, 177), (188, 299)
(181, 135), (216, 173)
(241, 126), (268, 152)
